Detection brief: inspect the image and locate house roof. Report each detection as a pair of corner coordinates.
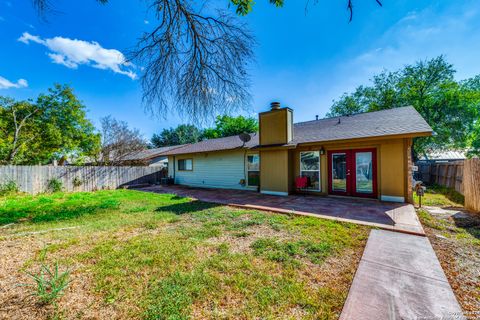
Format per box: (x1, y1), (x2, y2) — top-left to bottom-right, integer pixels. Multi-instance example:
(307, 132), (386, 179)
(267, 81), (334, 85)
(418, 150), (467, 161)
(162, 106), (432, 156)
(162, 134), (259, 156)
(121, 145), (186, 161)
(291, 106), (432, 144)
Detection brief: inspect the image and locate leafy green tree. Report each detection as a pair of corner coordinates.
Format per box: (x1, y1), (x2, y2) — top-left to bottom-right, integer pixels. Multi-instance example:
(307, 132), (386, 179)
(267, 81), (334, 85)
(327, 56), (480, 158)
(151, 124), (203, 147)
(0, 84), (100, 164)
(202, 115), (258, 139)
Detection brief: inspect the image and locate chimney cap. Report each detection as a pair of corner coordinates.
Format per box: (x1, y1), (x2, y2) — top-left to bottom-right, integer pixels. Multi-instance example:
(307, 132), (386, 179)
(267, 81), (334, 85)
(270, 102), (281, 110)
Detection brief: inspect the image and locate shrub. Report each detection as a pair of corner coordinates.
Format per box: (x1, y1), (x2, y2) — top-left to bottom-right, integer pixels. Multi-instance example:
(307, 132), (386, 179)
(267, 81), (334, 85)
(47, 178), (63, 193)
(72, 176), (83, 188)
(27, 263), (71, 305)
(0, 180), (19, 195)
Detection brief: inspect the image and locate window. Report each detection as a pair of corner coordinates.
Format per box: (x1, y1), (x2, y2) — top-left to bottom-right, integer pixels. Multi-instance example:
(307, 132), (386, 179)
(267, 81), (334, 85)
(300, 151), (320, 191)
(178, 159), (193, 171)
(247, 154), (260, 187)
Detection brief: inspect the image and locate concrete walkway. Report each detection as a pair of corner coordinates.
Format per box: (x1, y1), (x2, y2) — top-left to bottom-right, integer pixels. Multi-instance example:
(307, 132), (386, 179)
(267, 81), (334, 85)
(138, 185), (425, 235)
(340, 230), (465, 320)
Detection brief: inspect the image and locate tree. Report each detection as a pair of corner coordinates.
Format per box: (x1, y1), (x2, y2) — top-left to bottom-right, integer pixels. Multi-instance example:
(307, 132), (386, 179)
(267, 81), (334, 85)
(0, 84), (100, 164)
(151, 124), (203, 147)
(30, 0), (381, 121)
(202, 115), (258, 139)
(327, 56), (480, 158)
(99, 116), (147, 165)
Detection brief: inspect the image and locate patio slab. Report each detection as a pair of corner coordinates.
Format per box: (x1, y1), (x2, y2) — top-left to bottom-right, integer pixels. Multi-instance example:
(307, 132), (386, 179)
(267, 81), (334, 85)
(136, 185), (425, 236)
(340, 229), (464, 320)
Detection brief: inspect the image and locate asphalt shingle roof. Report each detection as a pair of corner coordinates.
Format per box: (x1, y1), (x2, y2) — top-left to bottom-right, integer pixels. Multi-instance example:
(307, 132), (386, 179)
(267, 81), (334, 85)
(122, 145), (185, 161)
(162, 106), (432, 156)
(292, 106), (432, 144)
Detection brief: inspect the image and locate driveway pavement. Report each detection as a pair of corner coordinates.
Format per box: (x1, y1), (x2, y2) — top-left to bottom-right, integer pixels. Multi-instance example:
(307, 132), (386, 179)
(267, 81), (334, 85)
(137, 185), (424, 235)
(340, 230), (465, 320)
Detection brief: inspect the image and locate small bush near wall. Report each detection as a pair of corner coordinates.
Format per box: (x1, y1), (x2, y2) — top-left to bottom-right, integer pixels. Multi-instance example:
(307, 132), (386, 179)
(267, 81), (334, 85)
(72, 176), (83, 188)
(0, 180), (19, 195)
(47, 179), (63, 193)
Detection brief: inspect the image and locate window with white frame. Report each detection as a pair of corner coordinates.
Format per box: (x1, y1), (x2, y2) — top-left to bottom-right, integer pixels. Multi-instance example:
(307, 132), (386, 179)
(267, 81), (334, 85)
(300, 151), (320, 191)
(178, 158), (193, 171)
(247, 154), (260, 187)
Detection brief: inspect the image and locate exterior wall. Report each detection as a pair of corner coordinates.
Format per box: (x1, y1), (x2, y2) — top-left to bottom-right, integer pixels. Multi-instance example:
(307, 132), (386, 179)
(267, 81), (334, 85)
(404, 138), (414, 203)
(168, 137), (412, 202)
(169, 150), (255, 191)
(293, 137), (409, 202)
(260, 149), (289, 195)
(259, 108), (293, 145)
(379, 139), (405, 202)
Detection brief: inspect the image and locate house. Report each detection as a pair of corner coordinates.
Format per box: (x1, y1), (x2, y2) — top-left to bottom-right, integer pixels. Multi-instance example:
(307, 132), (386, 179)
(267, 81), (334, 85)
(118, 145), (184, 166)
(417, 149), (467, 163)
(162, 103), (433, 203)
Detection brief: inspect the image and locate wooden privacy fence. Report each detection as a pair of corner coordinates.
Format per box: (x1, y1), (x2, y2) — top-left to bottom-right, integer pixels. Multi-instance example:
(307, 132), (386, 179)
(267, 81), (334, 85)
(464, 159), (480, 212)
(417, 161), (464, 194)
(0, 166), (167, 194)
(416, 158), (480, 213)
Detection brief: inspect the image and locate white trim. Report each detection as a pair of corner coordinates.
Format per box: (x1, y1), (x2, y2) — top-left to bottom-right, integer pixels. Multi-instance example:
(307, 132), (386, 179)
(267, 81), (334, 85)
(381, 195), (405, 203)
(261, 190), (289, 196)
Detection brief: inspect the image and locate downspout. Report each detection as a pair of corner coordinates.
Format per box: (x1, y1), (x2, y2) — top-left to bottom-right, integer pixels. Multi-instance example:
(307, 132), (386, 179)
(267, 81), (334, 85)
(243, 149), (247, 189)
(173, 155), (176, 183)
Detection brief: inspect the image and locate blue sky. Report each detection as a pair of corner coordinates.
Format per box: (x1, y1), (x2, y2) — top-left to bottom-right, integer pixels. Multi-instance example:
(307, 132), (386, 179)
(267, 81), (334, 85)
(1, 0), (480, 140)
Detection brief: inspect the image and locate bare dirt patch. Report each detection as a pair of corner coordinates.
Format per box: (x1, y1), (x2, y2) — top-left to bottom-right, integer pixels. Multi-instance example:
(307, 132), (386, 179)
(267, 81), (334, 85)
(420, 209), (480, 313)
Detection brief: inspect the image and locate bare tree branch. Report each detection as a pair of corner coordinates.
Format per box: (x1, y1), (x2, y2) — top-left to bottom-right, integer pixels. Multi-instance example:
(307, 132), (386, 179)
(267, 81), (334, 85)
(98, 116), (147, 165)
(29, 0), (382, 121)
(130, 0), (255, 121)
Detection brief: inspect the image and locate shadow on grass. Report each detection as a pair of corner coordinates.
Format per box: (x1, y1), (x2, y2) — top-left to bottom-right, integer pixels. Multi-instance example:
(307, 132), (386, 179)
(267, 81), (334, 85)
(0, 199), (120, 225)
(428, 184), (465, 206)
(155, 200), (221, 215)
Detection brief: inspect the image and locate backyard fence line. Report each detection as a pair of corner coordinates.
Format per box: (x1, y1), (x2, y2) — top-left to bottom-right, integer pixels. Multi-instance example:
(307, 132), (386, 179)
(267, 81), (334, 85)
(0, 165), (167, 194)
(416, 161), (464, 194)
(464, 159), (480, 213)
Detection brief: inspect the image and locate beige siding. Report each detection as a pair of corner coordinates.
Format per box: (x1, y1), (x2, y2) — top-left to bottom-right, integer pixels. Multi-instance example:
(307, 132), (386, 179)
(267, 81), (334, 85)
(172, 150), (255, 190)
(260, 150), (289, 194)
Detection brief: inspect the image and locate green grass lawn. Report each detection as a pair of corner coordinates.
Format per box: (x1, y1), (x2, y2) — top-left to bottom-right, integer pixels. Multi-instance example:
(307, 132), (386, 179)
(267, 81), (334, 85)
(0, 190), (369, 320)
(414, 184), (465, 208)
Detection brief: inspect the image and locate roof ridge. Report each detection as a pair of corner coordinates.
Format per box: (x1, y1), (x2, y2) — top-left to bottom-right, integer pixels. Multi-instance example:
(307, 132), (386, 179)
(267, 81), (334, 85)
(294, 105), (414, 126)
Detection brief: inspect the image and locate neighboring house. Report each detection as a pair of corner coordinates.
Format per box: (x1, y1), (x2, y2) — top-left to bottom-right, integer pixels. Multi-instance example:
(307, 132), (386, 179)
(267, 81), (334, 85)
(119, 145), (184, 166)
(161, 104), (432, 203)
(417, 150), (467, 163)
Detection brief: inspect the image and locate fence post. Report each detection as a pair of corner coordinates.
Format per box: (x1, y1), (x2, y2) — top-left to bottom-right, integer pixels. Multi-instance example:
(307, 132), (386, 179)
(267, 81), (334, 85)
(464, 159), (480, 213)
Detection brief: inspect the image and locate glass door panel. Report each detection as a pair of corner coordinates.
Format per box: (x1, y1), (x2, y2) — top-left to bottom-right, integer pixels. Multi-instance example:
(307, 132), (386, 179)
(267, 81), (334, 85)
(300, 151), (320, 191)
(355, 152), (373, 194)
(332, 153), (347, 192)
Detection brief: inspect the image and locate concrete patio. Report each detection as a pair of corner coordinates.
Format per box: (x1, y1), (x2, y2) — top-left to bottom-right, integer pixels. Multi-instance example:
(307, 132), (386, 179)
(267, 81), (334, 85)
(137, 185), (425, 235)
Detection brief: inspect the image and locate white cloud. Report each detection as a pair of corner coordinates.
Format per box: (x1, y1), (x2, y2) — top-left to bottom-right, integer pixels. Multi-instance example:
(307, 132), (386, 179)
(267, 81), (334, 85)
(347, 1), (480, 81)
(18, 32), (137, 80)
(0, 76), (28, 89)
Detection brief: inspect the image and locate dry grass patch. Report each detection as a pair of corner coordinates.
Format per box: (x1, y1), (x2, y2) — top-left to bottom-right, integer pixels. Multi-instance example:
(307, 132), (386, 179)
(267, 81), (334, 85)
(0, 190), (369, 319)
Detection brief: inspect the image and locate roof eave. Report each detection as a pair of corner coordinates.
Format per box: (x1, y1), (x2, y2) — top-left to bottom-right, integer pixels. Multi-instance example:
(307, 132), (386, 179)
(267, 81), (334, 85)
(296, 131), (433, 147)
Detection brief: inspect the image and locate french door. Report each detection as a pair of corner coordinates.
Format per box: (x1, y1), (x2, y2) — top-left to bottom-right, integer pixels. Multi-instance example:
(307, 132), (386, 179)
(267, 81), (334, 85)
(328, 148), (377, 198)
